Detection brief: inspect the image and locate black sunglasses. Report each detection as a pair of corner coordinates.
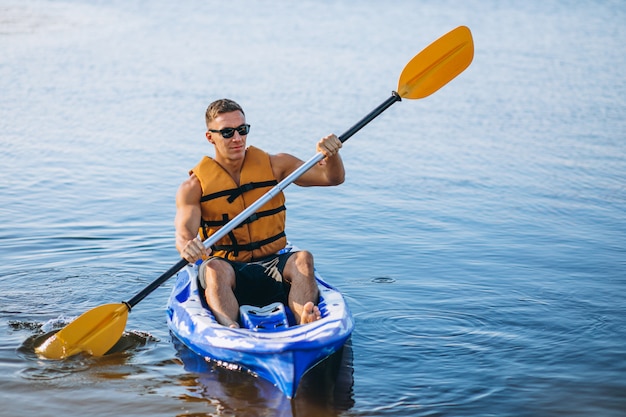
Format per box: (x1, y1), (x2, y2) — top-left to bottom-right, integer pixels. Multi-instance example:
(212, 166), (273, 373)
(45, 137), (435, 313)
(208, 124), (250, 139)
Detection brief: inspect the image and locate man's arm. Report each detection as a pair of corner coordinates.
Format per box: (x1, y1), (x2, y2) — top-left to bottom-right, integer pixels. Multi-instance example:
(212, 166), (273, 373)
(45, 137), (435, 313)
(175, 174), (210, 262)
(272, 134), (345, 186)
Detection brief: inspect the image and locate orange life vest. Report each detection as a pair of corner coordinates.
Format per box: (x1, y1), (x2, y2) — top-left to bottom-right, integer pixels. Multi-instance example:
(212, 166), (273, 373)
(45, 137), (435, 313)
(190, 146), (287, 262)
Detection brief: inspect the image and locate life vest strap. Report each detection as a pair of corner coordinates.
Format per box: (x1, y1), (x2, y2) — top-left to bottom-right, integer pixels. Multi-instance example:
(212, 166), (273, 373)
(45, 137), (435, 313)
(200, 180), (278, 204)
(200, 205), (286, 228)
(212, 231), (287, 256)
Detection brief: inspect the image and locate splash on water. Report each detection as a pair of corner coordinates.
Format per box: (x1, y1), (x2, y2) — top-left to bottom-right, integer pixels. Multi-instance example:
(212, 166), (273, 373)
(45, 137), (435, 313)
(15, 316), (158, 360)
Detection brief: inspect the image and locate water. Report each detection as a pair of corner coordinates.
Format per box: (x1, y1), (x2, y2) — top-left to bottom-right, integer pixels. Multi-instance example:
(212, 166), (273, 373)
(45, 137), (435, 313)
(1, 0), (625, 416)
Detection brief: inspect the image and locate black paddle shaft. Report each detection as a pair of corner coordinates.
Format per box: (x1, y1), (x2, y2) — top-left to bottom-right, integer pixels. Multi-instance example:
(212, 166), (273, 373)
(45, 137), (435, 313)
(338, 92), (401, 143)
(125, 258), (188, 309)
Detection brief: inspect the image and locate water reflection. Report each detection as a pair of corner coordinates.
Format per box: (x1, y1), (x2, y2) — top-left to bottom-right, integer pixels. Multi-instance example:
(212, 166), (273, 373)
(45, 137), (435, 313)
(172, 336), (354, 417)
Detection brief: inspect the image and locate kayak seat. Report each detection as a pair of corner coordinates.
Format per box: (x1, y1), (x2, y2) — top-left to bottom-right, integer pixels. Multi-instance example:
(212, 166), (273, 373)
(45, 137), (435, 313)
(239, 302), (290, 332)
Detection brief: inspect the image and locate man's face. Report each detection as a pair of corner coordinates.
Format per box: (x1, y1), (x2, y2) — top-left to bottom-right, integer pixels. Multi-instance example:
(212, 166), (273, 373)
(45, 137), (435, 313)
(206, 110), (248, 162)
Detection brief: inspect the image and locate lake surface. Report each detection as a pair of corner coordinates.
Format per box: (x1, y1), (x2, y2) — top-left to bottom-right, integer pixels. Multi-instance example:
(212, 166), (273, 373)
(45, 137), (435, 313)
(1, 1), (625, 416)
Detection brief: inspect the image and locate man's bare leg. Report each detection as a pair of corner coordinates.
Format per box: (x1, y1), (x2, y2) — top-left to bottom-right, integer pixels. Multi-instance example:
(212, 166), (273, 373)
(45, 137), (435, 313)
(202, 259), (240, 328)
(284, 251), (322, 325)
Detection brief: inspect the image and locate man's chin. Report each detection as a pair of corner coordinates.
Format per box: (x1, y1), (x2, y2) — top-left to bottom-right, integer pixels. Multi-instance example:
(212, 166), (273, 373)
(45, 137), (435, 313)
(229, 147), (246, 158)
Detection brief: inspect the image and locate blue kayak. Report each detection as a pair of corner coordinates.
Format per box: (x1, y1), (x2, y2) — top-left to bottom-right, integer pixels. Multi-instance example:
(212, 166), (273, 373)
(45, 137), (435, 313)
(166, 246), (354, 398)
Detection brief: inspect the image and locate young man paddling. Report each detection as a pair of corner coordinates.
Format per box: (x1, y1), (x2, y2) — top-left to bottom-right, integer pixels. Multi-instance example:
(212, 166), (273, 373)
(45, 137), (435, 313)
(175, 99), (345, 328)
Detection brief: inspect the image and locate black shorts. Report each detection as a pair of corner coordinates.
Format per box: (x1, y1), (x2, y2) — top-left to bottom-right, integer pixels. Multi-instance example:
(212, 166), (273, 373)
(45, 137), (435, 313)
(199, 252), (296, 307)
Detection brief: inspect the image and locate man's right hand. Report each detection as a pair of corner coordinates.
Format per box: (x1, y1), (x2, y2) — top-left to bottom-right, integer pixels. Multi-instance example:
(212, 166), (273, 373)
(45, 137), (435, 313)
(180, 237), (211, 263)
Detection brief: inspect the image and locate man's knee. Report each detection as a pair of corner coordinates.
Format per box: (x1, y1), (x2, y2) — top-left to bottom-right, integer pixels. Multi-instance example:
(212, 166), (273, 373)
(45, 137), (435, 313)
(200, 258), (235, 288)
(294, 250), (314, 269)
(285, 251), (315, 283)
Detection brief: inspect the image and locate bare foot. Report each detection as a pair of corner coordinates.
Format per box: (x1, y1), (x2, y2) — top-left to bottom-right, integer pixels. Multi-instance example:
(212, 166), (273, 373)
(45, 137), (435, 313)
(300, 301), (322, 325)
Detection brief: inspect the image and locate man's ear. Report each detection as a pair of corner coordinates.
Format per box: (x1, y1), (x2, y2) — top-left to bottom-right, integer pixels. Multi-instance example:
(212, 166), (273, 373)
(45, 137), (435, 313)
(206, 131), (214, 144)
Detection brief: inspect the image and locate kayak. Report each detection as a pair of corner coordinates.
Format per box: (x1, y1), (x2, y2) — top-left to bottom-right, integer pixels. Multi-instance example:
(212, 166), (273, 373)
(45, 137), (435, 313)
(166, 244), (354, 398)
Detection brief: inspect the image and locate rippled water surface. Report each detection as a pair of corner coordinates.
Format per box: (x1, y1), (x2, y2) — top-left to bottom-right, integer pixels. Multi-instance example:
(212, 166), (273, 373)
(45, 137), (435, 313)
(1, 1), (625, 416)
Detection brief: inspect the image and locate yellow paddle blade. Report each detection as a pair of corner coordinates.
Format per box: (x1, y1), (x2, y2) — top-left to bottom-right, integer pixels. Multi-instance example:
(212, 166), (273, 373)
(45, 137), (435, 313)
(398, 26), (474, 99)
(35, 303), (129, 359)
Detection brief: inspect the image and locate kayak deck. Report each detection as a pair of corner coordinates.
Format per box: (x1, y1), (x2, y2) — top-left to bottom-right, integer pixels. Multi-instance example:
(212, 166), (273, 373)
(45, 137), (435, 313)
(166, 255), (353, 398)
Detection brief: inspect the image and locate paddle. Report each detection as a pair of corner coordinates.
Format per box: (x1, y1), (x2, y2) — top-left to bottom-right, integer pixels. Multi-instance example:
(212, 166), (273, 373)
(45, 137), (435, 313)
(35, 25), (474, 360)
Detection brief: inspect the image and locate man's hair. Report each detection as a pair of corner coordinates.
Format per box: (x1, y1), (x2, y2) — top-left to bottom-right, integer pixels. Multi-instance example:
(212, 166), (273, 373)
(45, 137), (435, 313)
(205, 99), (245, 128)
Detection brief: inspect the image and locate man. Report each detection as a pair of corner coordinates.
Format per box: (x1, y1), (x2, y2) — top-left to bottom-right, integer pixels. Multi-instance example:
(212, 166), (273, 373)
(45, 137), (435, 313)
(175, 98), (345, 328)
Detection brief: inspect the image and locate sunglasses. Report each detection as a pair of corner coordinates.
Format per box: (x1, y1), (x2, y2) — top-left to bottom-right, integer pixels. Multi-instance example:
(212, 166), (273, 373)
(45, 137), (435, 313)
(208, 124), (250, 139)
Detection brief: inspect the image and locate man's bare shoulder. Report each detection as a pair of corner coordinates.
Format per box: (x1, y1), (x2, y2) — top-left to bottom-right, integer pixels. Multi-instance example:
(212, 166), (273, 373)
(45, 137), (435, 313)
(269, 152), (302, 181)
(177, 173), (202, 204)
